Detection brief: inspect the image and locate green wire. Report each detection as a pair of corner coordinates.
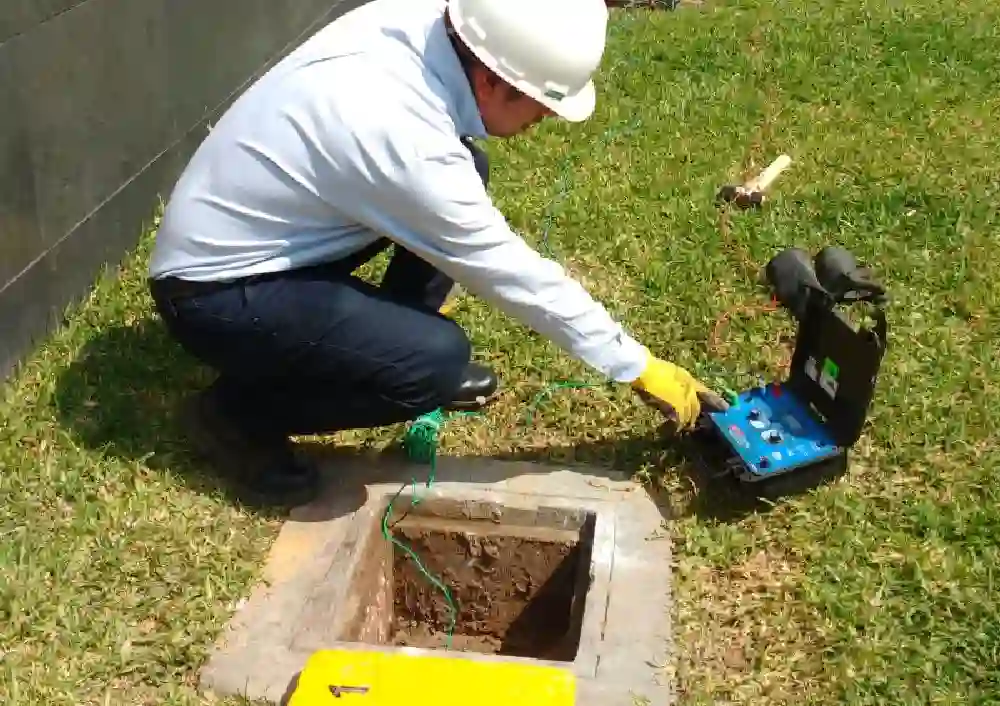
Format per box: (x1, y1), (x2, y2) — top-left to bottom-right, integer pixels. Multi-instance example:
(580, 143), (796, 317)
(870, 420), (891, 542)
(384, 115), (648, 646)
(384, 109), (741, 643)
(382, 47), (682, 648)
(380, 474), (458, 647)
(522, 380), (606, 426)
(386, 380), (604, 649)
(384, 409), (458, 647)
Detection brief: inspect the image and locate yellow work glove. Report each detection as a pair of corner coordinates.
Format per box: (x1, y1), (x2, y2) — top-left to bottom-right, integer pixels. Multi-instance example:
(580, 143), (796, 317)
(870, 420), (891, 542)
(438, 284), (464, 317)
(631, 350), (729, 429)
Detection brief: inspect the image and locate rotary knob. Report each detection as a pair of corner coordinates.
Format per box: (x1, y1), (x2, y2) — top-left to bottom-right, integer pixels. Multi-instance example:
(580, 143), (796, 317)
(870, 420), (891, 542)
(767, 430), (783, 444)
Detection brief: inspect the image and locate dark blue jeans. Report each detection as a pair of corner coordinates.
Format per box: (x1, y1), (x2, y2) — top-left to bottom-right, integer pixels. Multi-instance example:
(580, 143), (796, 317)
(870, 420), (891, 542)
(151, 242), (471, 437)
(151, 137), (489, 438)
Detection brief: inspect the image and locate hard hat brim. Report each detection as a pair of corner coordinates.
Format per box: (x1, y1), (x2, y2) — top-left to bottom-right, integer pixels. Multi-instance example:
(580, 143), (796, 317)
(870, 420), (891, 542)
(537, 79), (596, 123)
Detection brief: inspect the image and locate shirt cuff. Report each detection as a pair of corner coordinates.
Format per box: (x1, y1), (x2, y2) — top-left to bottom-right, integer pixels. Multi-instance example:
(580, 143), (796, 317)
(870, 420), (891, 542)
(583, 331), (649, 384)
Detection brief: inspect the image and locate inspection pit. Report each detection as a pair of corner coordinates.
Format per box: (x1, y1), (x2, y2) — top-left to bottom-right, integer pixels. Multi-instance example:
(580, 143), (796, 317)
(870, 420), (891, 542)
(335, 495), (595, 661)
(198, 459), (674, 705)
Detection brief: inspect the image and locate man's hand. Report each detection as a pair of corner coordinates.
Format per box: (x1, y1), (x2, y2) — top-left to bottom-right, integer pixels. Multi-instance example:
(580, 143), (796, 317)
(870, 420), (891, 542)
(631, 352), (729, 430)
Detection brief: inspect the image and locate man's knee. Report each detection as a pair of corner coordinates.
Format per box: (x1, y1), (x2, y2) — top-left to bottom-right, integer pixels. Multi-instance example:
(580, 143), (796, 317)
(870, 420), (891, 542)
(419, 319), (473, 399)
(391, 318), (471, 408)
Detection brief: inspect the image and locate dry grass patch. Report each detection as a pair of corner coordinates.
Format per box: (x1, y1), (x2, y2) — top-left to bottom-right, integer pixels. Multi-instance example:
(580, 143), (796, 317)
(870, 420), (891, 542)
(674, 548), (831, 705)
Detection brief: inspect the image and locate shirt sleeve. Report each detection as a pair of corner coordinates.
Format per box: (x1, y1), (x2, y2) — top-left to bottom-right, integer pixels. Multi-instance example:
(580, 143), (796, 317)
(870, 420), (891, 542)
(319, 114), (649, 383)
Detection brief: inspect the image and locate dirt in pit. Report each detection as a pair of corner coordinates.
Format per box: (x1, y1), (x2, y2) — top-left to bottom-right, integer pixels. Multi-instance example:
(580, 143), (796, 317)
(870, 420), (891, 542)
(389, 521), (586, 661)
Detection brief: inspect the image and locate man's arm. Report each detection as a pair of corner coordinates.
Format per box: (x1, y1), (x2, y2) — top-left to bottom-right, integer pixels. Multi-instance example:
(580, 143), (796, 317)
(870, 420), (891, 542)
(332, 130), (648, 383)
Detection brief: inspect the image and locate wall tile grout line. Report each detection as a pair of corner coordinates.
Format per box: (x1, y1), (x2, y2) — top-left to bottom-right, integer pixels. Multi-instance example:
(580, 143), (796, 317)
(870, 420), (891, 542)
(0, 0), (94, 51)
(0, 0), (359, 301)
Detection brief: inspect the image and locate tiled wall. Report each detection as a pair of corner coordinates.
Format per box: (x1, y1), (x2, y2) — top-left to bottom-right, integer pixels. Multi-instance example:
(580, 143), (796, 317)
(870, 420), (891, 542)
(0, 0), (365, 378)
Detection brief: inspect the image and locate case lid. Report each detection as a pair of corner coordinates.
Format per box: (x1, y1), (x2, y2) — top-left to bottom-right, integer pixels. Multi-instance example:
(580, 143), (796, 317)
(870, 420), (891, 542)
(785, 284), (888, 448)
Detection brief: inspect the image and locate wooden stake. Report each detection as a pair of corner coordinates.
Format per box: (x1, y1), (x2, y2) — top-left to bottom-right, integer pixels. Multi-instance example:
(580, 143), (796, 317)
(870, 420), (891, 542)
(747, 154), (792, 192)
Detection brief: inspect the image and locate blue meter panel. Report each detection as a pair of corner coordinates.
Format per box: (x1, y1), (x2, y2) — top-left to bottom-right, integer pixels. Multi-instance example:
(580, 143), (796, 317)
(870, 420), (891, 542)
(707, 382), (842, 478)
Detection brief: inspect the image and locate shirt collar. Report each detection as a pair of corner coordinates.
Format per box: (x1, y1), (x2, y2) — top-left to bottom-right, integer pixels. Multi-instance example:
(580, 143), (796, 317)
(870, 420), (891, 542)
(427, 14), (487, 140)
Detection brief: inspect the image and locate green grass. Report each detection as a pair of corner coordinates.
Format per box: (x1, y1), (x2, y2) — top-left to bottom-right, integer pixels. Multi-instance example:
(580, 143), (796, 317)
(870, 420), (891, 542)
(3, 0), (1000, 703)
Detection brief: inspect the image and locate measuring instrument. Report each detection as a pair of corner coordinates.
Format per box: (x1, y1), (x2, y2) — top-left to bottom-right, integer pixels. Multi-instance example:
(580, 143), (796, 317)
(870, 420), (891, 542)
(696, 245), (889, 490)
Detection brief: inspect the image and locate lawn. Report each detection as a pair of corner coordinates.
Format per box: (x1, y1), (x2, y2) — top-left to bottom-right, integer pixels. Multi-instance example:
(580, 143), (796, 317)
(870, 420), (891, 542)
(2, 0), (999, 704)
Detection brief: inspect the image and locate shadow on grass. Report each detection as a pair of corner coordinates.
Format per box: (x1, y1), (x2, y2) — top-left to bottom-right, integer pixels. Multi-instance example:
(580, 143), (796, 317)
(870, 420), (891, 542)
(488, 426), (849, 524)
(298, 424), (845, 526)
(49, 318), (843, 524)
(48, 317), (371, 517)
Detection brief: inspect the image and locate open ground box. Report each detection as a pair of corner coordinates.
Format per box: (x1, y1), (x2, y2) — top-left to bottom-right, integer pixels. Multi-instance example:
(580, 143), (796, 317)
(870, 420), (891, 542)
(200, 464), (674, 705)
(330, 495), (596, 662)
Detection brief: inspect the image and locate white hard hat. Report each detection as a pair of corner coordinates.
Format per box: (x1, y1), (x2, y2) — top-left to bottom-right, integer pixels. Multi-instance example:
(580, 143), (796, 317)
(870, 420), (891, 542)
(446, 0), (609, 122)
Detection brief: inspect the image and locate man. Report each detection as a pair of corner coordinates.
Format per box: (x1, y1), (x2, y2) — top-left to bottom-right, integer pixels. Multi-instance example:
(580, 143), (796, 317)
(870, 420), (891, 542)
(148, 0), (726, 505)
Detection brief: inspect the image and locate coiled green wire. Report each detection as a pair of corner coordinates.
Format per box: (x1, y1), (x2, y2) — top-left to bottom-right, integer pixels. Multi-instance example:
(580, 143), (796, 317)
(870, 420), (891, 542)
(382, 409), (458, 646)
(384, 383), (605, 649)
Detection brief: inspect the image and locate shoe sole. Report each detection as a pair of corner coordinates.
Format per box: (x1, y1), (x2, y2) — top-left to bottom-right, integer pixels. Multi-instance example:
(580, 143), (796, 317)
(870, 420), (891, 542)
(177, 394), (320, 507)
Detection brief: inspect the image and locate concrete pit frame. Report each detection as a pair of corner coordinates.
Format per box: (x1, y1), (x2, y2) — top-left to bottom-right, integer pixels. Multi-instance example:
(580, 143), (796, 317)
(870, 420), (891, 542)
(199, 457), (675, 705)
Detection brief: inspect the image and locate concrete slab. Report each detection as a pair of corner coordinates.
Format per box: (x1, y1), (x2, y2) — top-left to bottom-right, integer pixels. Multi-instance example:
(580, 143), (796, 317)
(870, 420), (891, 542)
(198, 453), (674, 705)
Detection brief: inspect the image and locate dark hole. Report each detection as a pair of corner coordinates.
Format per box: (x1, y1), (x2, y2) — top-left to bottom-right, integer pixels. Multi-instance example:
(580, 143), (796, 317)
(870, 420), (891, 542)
(335, 500), (595, 663)
(388, 517), (591, 661)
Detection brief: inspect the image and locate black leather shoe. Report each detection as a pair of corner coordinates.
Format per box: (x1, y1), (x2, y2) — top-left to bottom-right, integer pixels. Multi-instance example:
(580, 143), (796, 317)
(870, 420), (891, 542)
(445, 362), (500, 410)
(180, 386), (321, 507)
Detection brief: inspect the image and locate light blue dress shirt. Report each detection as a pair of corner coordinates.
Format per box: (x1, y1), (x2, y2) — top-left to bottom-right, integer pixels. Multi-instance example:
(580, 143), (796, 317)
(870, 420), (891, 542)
(148, 0), (648, 383)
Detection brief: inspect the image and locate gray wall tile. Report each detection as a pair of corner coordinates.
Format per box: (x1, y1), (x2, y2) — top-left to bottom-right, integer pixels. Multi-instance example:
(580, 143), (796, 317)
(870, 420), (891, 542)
(0, 41), (40, 286)
(0, 0), (373, 379)
(0, 0), (87, 45)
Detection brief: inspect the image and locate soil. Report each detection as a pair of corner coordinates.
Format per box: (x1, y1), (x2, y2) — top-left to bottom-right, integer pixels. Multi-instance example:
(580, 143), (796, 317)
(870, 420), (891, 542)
(388, 518), (587, 661)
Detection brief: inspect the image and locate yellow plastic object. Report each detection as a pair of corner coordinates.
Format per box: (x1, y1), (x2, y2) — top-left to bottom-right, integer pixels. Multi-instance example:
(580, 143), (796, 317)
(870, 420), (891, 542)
(286, 648), (576, 706)
(438, 284), (464, 317)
